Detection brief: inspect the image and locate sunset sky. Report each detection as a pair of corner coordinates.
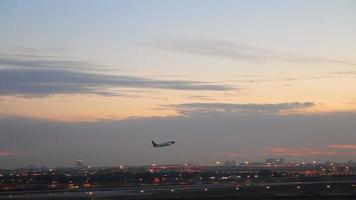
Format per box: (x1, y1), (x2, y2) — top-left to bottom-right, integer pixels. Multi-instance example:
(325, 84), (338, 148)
(0, 0), (356, 168)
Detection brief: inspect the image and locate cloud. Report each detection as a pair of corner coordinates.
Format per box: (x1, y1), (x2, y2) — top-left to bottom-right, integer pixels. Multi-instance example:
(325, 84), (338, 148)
(230, 73), (356, 84)
(1, 111), (356, 168)
(263, 146), (356, 157)
(170, 102), (315, 116)
(263, 147), (333, 157)
(0, 68), (233, 97)
(0, 151), (29, 156)
(0, 55), (101, 71)
(150, 38), (356, 66)
(328, 144), (356, 149)
(0, 53), (234, 97)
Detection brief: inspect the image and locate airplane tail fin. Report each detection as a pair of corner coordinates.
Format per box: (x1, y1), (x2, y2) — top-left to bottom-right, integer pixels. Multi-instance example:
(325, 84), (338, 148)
(152, 140), (157, 146)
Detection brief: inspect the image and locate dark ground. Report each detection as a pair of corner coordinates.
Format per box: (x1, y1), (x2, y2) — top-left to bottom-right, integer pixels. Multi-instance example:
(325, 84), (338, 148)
(0, 181), (355, 199)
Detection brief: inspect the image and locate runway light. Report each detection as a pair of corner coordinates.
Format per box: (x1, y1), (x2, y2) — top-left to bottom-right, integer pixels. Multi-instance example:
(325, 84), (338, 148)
(204, 188), (208, 191)
(266, 186), (270, 189)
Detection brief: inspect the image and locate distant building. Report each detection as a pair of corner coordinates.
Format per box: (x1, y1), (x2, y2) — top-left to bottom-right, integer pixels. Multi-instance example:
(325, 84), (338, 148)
(76, 160), (86, 169)
(224, 160), (238, 166)
(266, 158), (284, 165)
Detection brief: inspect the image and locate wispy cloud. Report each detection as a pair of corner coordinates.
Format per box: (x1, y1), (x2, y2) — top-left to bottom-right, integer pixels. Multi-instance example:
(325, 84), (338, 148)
(150, 38), (356, 66)
(263, 146), (356, 157)
(0, 68), (233, 97)
(0, 50), (104, 71)
(263, 147), (333, 157)
(328, 144), (356, 149)
(0, 53), (234, 97)
(229, 73), (356, 84)
(0, 151), (32, 156)
(170, 102), (315, 116)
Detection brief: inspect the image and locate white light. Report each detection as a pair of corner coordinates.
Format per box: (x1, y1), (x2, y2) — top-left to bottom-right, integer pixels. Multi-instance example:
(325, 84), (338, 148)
(171, 189), (175, 192)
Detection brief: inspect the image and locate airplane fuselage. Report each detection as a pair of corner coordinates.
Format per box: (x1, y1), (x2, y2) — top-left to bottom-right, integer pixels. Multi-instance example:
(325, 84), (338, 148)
(152, 141), (175, 147)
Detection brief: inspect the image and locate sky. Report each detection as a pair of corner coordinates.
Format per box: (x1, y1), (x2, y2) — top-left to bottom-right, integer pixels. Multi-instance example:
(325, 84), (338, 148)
(0, 0), (356, 168)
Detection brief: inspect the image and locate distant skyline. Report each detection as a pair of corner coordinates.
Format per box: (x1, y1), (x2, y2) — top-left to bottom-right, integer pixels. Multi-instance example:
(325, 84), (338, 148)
(0, 0), (355, 168)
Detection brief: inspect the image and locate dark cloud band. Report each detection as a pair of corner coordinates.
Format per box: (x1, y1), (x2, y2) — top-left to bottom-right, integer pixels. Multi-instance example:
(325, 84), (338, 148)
(170, 102), (315, 116)
(0, 68), (233, 96)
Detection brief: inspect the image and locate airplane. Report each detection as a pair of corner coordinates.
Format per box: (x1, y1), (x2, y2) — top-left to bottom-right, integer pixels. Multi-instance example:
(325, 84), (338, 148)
(152, 140), (175, 147)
